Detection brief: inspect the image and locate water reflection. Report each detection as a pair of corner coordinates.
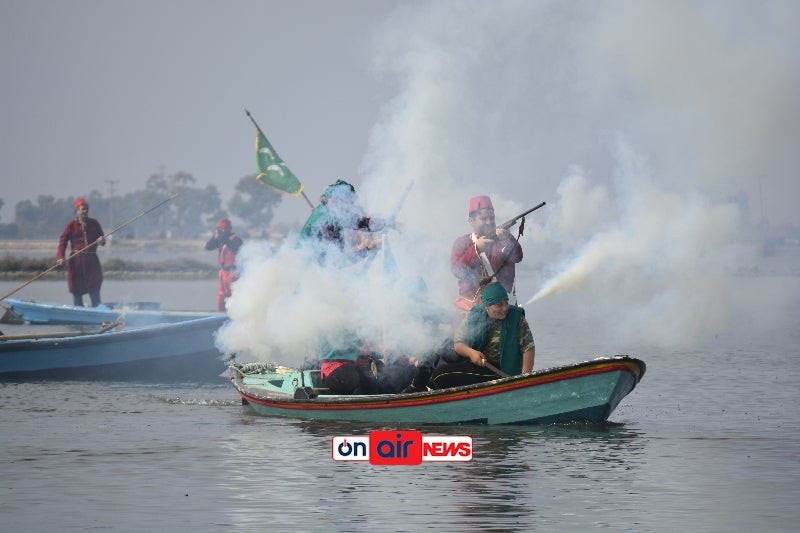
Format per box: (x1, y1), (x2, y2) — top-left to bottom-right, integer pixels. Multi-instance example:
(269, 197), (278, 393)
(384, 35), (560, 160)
(218, 415), (648, 531)
(425, 423), (647, 531)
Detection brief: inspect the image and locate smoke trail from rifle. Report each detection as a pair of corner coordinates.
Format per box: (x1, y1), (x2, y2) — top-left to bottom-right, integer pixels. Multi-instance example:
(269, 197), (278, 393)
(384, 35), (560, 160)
(520, 143), (764, 346)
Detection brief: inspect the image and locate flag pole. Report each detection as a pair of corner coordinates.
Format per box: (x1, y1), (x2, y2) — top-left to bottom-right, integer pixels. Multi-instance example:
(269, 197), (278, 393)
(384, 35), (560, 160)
(0, 194), (178, 303)
(245, 109), (315, 210)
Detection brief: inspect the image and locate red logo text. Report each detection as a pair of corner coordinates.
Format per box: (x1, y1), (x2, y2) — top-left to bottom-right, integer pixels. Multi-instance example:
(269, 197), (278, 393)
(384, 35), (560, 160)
(332, 432), (472, 464)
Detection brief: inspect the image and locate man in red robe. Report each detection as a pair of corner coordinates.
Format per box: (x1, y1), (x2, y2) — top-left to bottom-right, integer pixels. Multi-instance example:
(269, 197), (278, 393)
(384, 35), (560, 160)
(450, 195), (523, 312)
(57, 198), (106, 307)
(205, 218), (243, 311)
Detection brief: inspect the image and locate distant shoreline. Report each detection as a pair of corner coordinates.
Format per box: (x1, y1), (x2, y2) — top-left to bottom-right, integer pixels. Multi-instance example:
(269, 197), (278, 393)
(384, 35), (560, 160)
(0, 238), (211, 256)
(0, 271), (216, 281)
(1, 239), (219, 280)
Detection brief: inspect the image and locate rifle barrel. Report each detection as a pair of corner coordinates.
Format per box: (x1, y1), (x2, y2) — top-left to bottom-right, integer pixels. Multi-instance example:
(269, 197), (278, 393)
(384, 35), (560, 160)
(499, 201), (546, 229)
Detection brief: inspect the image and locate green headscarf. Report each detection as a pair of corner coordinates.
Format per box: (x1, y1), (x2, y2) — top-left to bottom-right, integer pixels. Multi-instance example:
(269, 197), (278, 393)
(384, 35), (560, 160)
(323, 179), (356, 201)
(480, 282), (508, 306)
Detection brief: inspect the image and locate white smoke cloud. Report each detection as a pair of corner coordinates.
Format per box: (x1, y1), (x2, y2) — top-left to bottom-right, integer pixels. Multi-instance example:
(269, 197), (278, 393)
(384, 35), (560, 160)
(526, 140), (755, 346)
(217, 0), (797, 361)
(216, 235), (455, 365)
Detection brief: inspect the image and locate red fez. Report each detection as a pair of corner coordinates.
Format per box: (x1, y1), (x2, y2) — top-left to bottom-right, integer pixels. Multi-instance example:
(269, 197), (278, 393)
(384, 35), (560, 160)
(217, 218), (232, 231)
(75, 198), (87, 208)
(469, 195), (493, 214)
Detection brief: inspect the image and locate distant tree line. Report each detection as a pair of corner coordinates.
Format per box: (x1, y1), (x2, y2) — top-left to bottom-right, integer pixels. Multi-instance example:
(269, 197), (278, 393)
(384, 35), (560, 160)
(0, 170), (282, 239)
(0, 255), (219, 280)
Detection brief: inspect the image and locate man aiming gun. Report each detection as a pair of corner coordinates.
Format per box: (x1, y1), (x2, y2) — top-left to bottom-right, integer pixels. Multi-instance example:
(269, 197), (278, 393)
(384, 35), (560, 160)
(450, 196), (545, 313)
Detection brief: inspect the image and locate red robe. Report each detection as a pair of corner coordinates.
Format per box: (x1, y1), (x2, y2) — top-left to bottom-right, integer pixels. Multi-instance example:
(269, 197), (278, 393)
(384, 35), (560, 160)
(450, 233), (523, 310)
(205, 233), (243, 311)
(57, 218), (104, 295)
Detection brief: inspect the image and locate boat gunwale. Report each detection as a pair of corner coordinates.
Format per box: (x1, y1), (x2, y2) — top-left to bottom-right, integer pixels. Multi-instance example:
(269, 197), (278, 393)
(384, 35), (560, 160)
(0, 314), (228, 351)
(2, 297), (220, 325)
(233, 356), (645, 411)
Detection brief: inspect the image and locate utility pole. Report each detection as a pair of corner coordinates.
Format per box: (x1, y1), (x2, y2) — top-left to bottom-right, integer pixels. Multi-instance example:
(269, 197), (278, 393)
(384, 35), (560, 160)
(105, 179), (119, 246)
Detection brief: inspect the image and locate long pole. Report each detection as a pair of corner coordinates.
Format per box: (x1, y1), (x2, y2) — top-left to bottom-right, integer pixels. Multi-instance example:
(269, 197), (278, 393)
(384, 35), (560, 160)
(0, 194), (178, 302)
(105, 179), (119, 244)
(359, 180), (415, 275)
(245, 109), (315, 210)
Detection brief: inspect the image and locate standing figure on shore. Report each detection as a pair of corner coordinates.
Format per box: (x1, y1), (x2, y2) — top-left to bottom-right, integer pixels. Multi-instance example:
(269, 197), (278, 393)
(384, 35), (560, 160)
(57, 198), (106, 307)
(205, 218), (243, 312)
(451, 195), (523, 312)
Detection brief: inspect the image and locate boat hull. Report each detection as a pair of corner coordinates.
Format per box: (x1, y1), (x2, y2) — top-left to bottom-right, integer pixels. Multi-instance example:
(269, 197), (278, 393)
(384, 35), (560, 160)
(2, 298), (220, 326)
(231, 356), (645, 425)
(0, 315), (228, 382)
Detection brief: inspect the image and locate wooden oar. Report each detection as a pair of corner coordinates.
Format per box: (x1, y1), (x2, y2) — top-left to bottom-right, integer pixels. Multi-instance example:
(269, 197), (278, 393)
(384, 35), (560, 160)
(0, 195), (177, 303)
(484, 360), (511, 378)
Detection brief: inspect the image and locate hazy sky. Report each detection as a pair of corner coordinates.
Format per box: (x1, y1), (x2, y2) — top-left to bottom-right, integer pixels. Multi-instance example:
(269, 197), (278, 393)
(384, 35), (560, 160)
(2, 0), (797, 353)
(1, 0), (798, 231)
(0, 0), (397, 227)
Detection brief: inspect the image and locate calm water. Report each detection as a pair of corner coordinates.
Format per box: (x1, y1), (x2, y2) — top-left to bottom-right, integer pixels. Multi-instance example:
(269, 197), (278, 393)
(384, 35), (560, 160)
(1, 276), (799, 532)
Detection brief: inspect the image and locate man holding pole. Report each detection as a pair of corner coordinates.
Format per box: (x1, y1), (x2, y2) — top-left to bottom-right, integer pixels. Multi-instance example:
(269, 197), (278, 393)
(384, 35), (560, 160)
(56, 198), (106, 307)
(1, 195), (174, 307)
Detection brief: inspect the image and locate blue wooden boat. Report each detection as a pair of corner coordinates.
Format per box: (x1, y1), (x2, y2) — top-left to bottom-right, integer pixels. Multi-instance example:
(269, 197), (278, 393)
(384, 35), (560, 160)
(0, 314), (228, 381)
(229, 355), (646, 425)
(2, 297), (219, 326)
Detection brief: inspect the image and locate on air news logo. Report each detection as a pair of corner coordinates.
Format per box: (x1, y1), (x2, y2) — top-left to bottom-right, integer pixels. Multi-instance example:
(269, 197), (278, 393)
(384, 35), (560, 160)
(332, 430), (472, 465)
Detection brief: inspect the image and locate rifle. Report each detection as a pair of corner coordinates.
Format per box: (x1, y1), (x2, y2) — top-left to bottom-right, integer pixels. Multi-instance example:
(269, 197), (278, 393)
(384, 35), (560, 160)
(483, 200), (546, 288)
(498, 201), (546, 230)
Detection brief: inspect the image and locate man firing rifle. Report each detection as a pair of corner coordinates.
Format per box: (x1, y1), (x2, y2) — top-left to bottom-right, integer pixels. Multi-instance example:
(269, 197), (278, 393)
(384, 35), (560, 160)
(450, 196), (545, 313)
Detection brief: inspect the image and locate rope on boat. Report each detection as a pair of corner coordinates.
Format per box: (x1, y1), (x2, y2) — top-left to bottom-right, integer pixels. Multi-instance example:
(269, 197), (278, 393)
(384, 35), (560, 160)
(231, 362), (297, 375)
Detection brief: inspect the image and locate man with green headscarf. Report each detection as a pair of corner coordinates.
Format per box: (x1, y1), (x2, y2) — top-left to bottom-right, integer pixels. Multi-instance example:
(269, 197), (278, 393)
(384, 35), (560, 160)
(428, 282), (535, 389)
(297, 179), (385, 266)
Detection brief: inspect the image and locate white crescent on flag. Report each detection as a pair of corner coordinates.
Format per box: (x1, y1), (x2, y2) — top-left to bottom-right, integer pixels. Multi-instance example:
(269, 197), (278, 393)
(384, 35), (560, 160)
(266, 164), (285, 176)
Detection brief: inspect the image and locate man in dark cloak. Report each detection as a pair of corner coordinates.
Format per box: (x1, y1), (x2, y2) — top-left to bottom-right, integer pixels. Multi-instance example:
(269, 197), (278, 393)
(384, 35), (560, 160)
(57, 198), (106, 307)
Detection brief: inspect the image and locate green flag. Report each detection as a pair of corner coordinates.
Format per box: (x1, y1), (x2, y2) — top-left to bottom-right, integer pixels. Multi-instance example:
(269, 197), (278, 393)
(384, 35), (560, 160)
(255, 129), (304, 196)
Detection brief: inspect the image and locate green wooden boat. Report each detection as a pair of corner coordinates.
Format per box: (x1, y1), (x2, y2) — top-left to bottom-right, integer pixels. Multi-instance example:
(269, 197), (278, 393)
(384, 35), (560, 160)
(228, 355), (646, 425)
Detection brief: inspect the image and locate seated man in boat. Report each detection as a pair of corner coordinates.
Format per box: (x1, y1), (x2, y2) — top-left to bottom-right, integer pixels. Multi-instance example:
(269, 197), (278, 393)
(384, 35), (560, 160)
(427, 282), (535, 389)
(367, 275), (450, 394)
(399, 337), (459, 393)
(319, 334), (381, 395)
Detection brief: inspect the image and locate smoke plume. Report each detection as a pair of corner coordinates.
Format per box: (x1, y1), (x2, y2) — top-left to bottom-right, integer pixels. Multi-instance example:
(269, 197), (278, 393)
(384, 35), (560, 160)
(216, 0), (798, 360)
